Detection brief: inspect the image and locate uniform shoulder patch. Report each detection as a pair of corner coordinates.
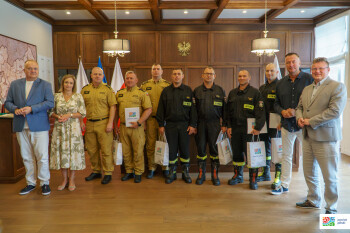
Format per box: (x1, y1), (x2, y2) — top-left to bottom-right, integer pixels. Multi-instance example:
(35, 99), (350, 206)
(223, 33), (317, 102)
(81, 84), (90, 89)
(163, 80), (171, 84)
(141, 80), (150, 86)
(105, 84), (113, 90)
(138, 88), (146, 92)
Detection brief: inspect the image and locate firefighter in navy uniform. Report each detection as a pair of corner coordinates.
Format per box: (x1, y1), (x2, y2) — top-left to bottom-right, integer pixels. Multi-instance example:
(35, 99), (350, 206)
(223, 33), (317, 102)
(140, 64), (171, 179)
(258, 63), (281, 186)
(156, 69), (197, 184)
(193, 67), (226, 186)
(226, 70), (266, 190)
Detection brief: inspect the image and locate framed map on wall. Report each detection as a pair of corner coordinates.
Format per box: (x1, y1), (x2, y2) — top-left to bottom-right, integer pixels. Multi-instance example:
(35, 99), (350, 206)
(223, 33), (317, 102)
(0, 34), (37, 100)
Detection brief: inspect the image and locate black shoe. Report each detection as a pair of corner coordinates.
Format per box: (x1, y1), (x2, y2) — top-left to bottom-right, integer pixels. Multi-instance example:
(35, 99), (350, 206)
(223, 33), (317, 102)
(162, 170), (169, 178)
(19, 185), (36, 195)
(146, 170), (154, 179)
(325, 210), (337, 214)
(121, 173), (135, 181)
(134, 175), (142, 183)
(85, 173), (102, 181)
(101, 175), (112, 184)
(165, 173), (177, 184)
(41, 184), (51, 195)
(182, 164), (192, 184)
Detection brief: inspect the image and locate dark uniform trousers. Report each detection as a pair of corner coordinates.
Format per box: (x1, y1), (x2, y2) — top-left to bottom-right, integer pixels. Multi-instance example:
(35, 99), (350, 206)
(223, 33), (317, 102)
(195, 120), (221, 161)
(85, 119), (114, 175)
(165, 122), (190, 164)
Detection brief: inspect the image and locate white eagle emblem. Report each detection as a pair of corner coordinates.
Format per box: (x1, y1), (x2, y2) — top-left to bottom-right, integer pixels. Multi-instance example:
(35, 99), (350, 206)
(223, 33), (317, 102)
(177, 41), (191, 56)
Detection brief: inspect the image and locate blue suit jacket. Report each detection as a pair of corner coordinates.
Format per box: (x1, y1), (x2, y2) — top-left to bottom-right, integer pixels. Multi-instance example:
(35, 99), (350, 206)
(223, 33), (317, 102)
(5, 78), (54, 132)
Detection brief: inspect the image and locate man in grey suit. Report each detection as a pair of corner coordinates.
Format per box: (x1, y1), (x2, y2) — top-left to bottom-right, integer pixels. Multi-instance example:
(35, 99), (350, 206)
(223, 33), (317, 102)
(5, 60), (54, 195)
(295, 57), (347, 214)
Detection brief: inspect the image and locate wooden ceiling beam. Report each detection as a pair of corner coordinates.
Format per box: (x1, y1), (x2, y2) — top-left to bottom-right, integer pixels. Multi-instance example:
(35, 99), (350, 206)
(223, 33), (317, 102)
(24, 1), (84, 10)
(77, 0), (108, 24)
(207, 0), (230, 24)
(92, 1), (151, 10)
(296, 1), (350, 8)
(149, 0), (161, 24)
(226, 1), (284, 9)
(161, 19), (208, 25)
(313, 8), (350, 24)
(159, 1), (218, 9)
(262, 0), (301, 22)
(5, 0), (25, 8)
(28, 10), (55, 24)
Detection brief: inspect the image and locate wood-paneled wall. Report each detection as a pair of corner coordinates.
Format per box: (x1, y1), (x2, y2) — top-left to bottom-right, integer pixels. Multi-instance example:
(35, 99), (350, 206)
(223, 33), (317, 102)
(53, 26), (314, 171)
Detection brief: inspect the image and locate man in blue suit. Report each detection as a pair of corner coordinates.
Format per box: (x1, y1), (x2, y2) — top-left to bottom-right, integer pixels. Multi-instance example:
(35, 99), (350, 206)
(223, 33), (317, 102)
(5, 60), (54, 195)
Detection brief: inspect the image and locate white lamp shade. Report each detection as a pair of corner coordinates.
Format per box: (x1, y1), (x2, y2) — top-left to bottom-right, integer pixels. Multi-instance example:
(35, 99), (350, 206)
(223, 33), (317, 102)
(103, 39), (130, 54)
(251, 38), (280, 53)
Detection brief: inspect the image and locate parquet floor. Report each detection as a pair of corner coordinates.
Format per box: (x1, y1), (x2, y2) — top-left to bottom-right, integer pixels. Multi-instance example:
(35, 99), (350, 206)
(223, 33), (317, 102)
(0, 154), (349, 233)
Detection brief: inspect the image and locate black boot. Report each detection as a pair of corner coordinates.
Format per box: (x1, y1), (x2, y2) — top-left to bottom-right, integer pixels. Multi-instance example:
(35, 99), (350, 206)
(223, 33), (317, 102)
(196, 161), (206, 185)
(249, 168), (258, 190)
(165, 164), (177, 184)
(211, 161), (220, 186)
(182, 164), (192, 184)
(257, 160), (271, 182)
(228, 166), (243, 185)
(271, 163), (282, 189)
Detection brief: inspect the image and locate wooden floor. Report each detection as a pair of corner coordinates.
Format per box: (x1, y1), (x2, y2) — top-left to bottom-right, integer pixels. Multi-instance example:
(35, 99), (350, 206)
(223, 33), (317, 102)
(1, 155), (350, 233)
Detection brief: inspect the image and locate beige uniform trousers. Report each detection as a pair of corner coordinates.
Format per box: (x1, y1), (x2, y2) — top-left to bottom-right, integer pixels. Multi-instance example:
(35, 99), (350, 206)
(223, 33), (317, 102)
(120, 124), (145, 175)
(85, 119), (114, 175)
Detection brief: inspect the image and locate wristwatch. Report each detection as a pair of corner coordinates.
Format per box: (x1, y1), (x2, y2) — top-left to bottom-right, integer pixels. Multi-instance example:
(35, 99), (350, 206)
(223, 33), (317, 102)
(137, 121), (141, 127)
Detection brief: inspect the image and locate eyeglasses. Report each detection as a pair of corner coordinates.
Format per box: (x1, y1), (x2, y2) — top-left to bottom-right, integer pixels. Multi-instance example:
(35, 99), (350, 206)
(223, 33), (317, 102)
(203, 73), (215, 76)
(311, 67), (328, 71)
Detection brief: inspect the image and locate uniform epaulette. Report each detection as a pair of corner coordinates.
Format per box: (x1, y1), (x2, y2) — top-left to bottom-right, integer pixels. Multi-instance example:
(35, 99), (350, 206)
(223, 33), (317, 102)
(81, 83), (90, 89)
(104, 84), (113, 90)
(116, 89), (124, 93)
(141, 80), (150, 86)
(163, 80), (171, 84)
(138, 88), (146, 92)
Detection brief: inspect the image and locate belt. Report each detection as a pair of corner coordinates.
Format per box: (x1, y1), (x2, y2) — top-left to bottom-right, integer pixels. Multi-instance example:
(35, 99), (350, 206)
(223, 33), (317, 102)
(87, 117), (109, 122)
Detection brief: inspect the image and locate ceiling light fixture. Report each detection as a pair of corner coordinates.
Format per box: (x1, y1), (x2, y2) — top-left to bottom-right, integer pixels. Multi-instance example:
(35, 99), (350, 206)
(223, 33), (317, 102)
(66, 11), (71, 15)
(243, 10), (247, 14)
(102, 0), (130, 57)
(125, 10), (130, 15)
(300, 10), (305, 13)
(184, 10), (189, 14)
(251, 0), (280, 56)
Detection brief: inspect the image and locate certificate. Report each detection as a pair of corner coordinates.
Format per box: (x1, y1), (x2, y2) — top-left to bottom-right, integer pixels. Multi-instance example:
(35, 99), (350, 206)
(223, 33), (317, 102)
(269, 113), (281, 129)
(125, 107), (140, 127)
(247, 118), (267, 134)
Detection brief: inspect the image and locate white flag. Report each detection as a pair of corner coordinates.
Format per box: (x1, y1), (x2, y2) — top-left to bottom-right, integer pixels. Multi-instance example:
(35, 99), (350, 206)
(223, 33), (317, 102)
(76, 59), (89, 93)
(110, 58), (125, 92)
(274, 55), (282, 80)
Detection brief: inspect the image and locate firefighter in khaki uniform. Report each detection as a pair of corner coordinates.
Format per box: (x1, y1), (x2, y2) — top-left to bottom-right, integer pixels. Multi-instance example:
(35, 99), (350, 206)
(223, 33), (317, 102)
(115, 71), (152, 183)
(140, 64), (171, 179)
(81, 67), (116, 185)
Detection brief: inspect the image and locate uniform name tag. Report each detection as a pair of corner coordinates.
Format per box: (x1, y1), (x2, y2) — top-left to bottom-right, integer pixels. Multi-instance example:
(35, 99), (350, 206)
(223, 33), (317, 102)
(213, 101), (223, 106)
(84, 91), (90, 94)
(267, 94), (276, 99)
(146, 87), (152, 90)
(183, 101), (192, 106)
(118, 94), (123, 97)
(244, 104), (254, 110)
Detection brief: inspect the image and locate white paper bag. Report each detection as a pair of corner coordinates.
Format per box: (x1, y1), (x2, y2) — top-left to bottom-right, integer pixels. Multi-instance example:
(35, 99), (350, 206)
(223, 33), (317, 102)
(113, 138), (123, 165)
(269, 113), (281, 129)
(247, 140), (266, 168)
(247, 118), (267, 134)
(271, 137), (283, 164)
(125, 107), (140, 127)
(154, 135), (169, 166)
(217, 132), (233, 165)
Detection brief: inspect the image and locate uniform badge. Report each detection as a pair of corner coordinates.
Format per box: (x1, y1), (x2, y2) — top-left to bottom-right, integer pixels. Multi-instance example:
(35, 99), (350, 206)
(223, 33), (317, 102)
(271, 90), (275, 93)
(216, 95), (221, 98)
(248, 97), (253, 101)
(186, 96), (190, 99)
(259, 101), (264, 108)
(146, 87), (152, 90)
(84, 91), (90, 94)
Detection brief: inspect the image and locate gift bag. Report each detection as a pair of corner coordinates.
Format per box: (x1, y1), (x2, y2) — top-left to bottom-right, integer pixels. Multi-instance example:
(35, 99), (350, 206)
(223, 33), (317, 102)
(113, 137), (123, 165)
(247, 136), (266, 168)
(217, 132), (233, 165)
(154, 135), (169, 166)
(271, 137), (283, 164)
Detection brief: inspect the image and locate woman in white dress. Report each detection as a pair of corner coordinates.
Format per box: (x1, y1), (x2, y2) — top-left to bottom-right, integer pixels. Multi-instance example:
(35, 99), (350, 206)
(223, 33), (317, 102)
(50, 74), (86, 191)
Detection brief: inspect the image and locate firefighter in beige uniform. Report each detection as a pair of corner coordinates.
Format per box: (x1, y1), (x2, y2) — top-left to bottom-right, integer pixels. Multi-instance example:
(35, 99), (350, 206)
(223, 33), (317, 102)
(140, 64), (171, 179)
(116, 71), (152, 183)
(81, 67), (116, 185)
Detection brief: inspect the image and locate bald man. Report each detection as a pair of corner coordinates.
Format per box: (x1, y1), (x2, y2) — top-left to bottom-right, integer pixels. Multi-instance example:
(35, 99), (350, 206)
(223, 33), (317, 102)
(258, 63), (281, 187)
(81, 67), (117, 185)
(226, 70), (265, 190)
